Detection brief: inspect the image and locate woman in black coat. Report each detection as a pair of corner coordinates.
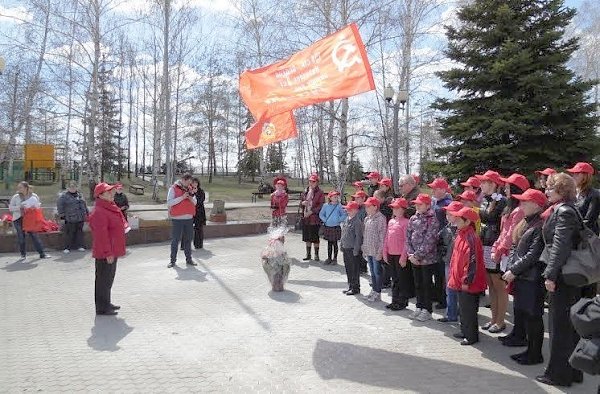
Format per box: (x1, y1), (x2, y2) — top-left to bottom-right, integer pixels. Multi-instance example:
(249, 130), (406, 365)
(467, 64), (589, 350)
(568, 162), (600, 299)
(502, 189), (547, 365)
(536, 173), (584, 387)
(191, 178), (206, 249)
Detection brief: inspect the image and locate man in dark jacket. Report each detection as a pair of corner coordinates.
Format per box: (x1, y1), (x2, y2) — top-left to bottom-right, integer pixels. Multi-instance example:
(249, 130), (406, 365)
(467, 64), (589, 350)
(429, 177), (454, 309)
(399, 175), (420, 218)
(113, 185), (129, 220)
(366, 171), (381, 197)
(57, 181), (89, 253)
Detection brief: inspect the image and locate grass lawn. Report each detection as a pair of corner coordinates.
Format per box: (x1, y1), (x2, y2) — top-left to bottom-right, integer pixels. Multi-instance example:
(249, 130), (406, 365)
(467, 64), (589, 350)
(1, 175), (338, 206)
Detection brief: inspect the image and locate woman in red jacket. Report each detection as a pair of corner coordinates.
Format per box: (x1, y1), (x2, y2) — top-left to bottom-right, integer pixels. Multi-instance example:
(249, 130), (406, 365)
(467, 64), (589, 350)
(89, 183), (127, 316)
(447, 207), (487, 346)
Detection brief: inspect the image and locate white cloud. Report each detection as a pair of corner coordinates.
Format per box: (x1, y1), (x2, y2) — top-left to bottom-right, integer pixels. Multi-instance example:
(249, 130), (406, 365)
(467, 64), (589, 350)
(0, 4), (33, 24)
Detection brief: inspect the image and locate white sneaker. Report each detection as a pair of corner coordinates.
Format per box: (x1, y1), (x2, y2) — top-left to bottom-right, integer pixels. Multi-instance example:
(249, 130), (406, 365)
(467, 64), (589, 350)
(77, 248), (85, 252)
(63, 249), (70, 254)
(416, 310), (432, 322)
(408, 308), (422, 319)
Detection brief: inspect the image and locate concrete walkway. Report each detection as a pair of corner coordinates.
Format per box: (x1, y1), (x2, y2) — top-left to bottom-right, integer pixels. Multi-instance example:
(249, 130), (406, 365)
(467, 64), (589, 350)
(1, 233), (597, 392)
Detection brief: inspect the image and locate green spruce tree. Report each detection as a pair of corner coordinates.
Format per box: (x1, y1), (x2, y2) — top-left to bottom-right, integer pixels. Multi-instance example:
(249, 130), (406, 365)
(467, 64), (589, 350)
(97, 61), (123, 181)
(433, 0), (599, 180)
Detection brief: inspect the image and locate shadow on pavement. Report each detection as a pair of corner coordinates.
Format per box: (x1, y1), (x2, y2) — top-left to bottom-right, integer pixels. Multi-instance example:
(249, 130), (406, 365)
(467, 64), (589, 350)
(87, 316), (133, 352)
(2, 260), (38, 272)
(53, 252), (89, 263)
(268, 290), (301, 303)
(193, 248), (215, 259)
(312, 339), (548, 393)
(198, 260), (271, 331)
(174, 265), (208, 282)
(288, 279), (347, 289)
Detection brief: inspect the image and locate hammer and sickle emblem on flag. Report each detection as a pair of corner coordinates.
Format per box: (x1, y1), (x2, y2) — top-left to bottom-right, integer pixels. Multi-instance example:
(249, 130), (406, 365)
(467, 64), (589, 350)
(332, 38), (362, 72)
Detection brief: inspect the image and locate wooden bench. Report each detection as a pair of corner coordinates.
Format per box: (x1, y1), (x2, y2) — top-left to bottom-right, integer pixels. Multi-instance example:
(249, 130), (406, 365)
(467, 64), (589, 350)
(0, 196), (10, 208)
(129, 184), (145, 195)
(287, 191), (303, 201)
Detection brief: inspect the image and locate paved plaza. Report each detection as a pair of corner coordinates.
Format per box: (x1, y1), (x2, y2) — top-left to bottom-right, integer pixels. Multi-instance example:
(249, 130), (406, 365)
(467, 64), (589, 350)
(1, 233), (598, 393)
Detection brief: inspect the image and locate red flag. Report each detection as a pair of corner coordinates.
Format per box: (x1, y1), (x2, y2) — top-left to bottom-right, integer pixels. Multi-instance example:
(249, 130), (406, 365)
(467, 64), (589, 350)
(245, 112), (298, 150)
(240, 23), (375, 121)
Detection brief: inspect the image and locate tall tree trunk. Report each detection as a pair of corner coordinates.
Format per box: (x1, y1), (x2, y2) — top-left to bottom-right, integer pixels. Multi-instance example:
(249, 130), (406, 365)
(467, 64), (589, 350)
(162, 0), (173, 187)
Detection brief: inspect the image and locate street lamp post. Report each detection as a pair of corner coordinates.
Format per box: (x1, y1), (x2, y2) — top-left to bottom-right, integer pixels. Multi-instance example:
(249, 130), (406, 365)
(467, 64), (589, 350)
(384, 84), (408, 194)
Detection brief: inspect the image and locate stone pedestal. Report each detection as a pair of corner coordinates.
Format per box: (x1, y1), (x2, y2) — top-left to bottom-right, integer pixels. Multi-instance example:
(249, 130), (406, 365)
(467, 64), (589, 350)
(209, 199), (227, 223)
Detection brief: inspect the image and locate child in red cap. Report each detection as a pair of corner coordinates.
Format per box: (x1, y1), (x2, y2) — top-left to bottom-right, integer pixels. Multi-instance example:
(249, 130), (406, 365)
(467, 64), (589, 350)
(362, 197), (387, 302)
(383, 198), (411, 310)
(271, 179), (289, 228)
(406, 193), (440, 321)
(340, 201), (363, 295)
(447, 207), (486, 345)
(319, 191), (347, 265)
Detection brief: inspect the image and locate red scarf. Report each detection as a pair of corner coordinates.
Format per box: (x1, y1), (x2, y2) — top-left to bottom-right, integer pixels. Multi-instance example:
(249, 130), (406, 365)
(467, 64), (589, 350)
(541, 201), (561, 221)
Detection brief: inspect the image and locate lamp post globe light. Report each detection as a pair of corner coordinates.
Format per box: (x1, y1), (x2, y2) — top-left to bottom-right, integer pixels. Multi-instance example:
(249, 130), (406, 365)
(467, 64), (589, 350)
(383, 83), (409, 193)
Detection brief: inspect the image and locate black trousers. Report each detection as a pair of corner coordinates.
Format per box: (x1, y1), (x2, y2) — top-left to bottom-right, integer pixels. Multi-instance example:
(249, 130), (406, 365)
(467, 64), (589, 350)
(342, 248), (360, 291)
(545, 279), (583, 385)
(382, 263), (392, 286)
(524, 314), (544, 360)
(193, 224), (204, 249)
(388, 255), (413, 306)
(433, 261), (446, 305)
(413, 264), (435, 313)
(508, 308), (527, 341)
(63, 221), (84, 250)
(459, 291), (480, 342)
(95, 258), (117, 312)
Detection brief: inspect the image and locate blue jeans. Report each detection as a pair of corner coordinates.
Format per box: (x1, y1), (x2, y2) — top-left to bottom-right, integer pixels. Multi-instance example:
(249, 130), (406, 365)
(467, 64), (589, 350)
(445, 264), (459, 320)
(13, 217), (45, 257)
(367, 256), (383, 293)
(170, 219), (193, 263)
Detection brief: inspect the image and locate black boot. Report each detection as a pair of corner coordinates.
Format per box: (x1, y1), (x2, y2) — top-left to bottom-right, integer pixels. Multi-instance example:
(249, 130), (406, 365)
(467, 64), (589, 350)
(303, 246), (311, 261)
(314, 246), (320, 262)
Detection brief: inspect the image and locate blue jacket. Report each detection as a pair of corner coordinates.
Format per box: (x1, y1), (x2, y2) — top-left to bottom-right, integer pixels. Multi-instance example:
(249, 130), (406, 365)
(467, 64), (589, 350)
(433, 194), (453, 228)
(319, 203), (347, 227)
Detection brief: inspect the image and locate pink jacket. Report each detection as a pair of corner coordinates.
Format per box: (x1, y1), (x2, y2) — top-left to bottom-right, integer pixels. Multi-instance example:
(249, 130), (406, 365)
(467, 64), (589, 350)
(383, 216), (409, 263)
(491, 206), (525, 258)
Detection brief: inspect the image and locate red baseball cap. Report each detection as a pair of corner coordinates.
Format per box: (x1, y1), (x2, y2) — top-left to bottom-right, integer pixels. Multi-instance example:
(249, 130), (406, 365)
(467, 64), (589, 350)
(475, 170), (503, 185)
(309, 174), (319, 182)
(566, 162), (594, 175)
(443, 201), (464, 212)
(364, 197), (381, 207)
(513, 189), (548, 207)
(276, 179), (286, 186)
(535, 168), (557, 177)
(344, 201), (360, 211)
(458, 190), (478, 202)
(379, 177), (392, 187)
(412, 174), (421, 185)
(460, 177), (481, 188)
(327, 190), (340, 198)
(427, 178), (449, 190)
(499, 173), (530, 191)
(367, 171), (382, 180)
(412, 193), (432, 206)
(352, 181), (364, 189)
(389, 198), (408, 209)
(94, 182), (117, 198)
(352, 190), (367, 199)
(449, 207), (479, 223)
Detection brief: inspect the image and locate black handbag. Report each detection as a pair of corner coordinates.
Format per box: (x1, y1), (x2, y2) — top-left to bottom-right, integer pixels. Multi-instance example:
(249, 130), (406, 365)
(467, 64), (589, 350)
(569, 338), (600, 375)
(571, 296), (600, 339)
(561, 208), (600, 287)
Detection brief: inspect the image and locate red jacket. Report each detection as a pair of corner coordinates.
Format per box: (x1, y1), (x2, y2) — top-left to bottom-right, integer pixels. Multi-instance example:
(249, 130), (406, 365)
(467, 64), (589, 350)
(89, 198), (127, 259)
(271, 191), (288, 217)
(448, 225), (487, 294)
